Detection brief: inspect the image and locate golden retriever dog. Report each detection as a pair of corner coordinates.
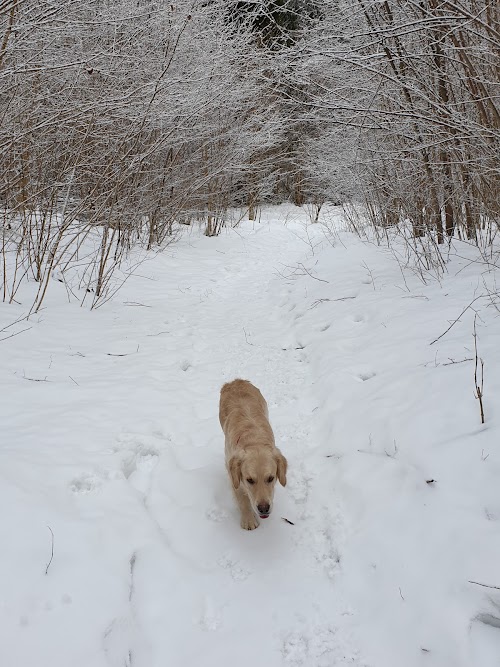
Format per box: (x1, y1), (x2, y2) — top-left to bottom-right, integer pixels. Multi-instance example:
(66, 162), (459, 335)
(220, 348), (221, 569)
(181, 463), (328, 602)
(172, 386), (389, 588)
(219, 379), (287, 530)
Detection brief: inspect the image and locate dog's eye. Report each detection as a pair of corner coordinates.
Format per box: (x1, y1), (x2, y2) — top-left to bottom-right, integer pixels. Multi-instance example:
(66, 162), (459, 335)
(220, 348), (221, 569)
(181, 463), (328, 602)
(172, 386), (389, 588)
(267, 476), (274, 483)
(246, 478), (255, 485)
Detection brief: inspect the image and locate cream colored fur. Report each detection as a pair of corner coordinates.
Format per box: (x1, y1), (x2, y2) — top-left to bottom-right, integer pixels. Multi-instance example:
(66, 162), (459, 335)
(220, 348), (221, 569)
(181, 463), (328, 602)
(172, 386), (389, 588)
(219, 379), (287, 530)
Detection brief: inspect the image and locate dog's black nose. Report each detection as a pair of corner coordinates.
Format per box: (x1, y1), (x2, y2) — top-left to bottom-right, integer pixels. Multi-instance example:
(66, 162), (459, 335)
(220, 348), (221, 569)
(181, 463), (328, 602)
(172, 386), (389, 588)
(257, 503), (270, 515)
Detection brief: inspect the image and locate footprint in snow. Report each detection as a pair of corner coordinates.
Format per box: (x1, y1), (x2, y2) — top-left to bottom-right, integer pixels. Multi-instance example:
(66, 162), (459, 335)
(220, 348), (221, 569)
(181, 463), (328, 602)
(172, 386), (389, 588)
(206, 507), (228, 522)
(199, 596), (223, 631)
(70, 472), (102, 494)
(151, 428), (172, 442)
(282, 633), (309, 665)
(103, 617), (136, 667)
(282, 625), (366, 667)
(217, 555), (252, 582)
(295, 505), (345, 581)
(287, 466), (313, 505)
(122, 447), (159, 478)
(19, 594), (73, 628)
(122, 446), (159, 495)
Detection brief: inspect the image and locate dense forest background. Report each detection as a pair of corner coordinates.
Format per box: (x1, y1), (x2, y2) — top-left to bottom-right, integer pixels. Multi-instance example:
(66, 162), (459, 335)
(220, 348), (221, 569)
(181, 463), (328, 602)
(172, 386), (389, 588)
(1, 1), (499, 308)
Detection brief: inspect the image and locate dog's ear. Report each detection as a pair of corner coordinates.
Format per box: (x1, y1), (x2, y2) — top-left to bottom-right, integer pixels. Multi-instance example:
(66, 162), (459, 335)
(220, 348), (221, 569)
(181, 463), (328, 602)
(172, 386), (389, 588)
(275, 449), (288, 487)
(228, 455), (242, 489)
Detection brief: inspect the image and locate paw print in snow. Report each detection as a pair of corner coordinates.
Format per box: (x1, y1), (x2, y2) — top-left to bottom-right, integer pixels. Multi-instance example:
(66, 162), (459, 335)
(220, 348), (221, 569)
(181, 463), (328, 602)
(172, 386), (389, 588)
(206, 507), (228, 522)
(283, 626), (364, 667)
(217, 555), (252, 582)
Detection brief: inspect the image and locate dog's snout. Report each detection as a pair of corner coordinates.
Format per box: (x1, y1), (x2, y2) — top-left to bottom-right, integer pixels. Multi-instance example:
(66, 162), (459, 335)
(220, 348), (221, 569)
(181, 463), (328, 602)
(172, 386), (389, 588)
(257, 502), (270, 516)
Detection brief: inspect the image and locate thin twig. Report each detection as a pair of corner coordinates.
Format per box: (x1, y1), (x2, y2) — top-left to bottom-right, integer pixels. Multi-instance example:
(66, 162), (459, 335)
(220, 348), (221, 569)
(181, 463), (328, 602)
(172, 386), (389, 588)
(442, 357), (473, 366)
(401, 295), (429, 300)
(468, 580), (500, 591)
(0, 326), (32, 342)
(22, 372), (49, 382)
(473, 314), (485, 424)
(131, 274), (157, 282)
(243, 327), (255, 346)
(106, 344), (140, 357)
(296, 262), (329, 283)
(430, 295), (483, 345)
(362, 261), (376, 291)
(0, 313), (30, 333)
(129, 552), (137, 602)
(123, 301), (152, 308)
(69, 375), (79, 386)
(280, 262), (329, 284)
(281, 517), (295, 525)
(45, 526), (54, 575)
(309, 296), (356, 309)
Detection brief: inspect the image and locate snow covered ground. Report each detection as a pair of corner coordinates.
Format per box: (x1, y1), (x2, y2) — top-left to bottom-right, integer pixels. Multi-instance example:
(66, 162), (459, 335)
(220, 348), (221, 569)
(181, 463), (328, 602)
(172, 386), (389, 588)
(1, 206), (499, 667)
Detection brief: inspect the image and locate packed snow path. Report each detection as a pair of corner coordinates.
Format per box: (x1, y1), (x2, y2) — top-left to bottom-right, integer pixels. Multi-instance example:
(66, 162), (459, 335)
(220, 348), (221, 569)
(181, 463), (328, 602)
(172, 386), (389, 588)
(2, 208), (499, 666)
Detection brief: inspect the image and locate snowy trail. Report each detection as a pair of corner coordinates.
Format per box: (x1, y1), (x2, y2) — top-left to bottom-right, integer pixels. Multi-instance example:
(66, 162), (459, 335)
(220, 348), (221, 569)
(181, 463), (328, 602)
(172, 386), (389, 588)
(122, 221), (362, 666)
(1, 213), (363, 667)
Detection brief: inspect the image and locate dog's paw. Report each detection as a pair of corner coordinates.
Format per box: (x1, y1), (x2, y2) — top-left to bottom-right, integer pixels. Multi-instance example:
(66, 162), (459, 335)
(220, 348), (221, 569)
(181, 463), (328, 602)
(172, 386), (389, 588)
(241, 513), (260, 530)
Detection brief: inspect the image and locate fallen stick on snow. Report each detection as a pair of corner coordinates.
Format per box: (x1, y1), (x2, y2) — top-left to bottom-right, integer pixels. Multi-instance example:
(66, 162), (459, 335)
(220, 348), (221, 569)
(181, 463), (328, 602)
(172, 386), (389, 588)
(468, 580), (500, 591)
(309, 296), (356, 309)
(0, 326), (32, 342)
(45, 526), (55, 575)
(106, 344), (140, 357)
(22, 372), (49, 382)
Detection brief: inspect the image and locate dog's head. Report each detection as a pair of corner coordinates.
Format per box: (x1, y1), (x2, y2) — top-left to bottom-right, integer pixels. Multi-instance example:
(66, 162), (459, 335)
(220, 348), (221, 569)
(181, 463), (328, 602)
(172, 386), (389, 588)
(228, 447), (287, 518)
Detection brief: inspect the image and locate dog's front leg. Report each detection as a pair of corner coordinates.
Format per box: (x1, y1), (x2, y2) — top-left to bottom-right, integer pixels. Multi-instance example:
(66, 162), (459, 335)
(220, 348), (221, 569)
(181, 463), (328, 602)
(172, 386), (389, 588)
(234, 487), (259, 530)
